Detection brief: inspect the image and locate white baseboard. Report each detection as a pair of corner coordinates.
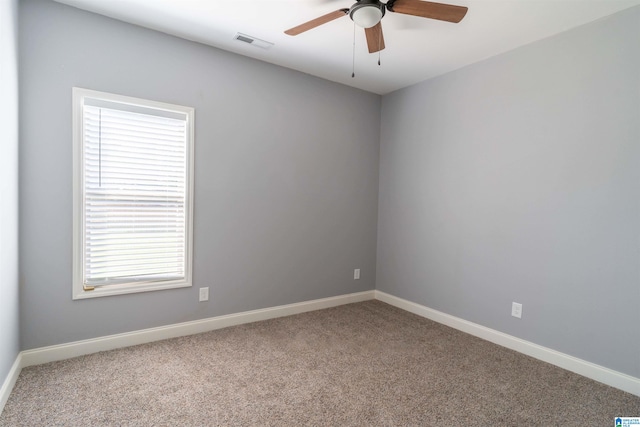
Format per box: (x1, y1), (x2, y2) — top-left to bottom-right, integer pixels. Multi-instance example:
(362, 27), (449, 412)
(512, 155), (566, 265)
(4, 287), (637, 415)
(20, 290), (375, 368)
(375, 290), (640, 397)
(0, 354), (22, 415)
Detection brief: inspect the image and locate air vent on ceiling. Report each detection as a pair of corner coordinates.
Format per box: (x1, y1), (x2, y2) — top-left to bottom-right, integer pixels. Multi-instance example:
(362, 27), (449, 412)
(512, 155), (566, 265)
(233, 33), (274, 50)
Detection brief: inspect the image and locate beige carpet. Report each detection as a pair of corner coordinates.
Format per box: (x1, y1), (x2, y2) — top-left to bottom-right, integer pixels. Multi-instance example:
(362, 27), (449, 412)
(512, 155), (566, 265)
(1, 300), (638, 426)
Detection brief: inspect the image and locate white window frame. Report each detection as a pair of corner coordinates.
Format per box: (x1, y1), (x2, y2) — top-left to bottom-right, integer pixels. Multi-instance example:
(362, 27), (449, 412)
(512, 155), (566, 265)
(72, 87), (194, 300)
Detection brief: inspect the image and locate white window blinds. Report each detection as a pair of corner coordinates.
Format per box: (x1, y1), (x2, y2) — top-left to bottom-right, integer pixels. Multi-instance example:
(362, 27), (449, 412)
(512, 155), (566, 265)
(73, 88), (194, 298)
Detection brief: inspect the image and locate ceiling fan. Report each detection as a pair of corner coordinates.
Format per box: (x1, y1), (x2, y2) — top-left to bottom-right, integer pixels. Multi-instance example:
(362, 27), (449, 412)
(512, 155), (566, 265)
(284, 0), (468, 54)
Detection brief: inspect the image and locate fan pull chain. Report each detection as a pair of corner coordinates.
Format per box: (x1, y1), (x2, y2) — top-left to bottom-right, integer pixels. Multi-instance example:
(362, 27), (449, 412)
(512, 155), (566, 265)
(352, 22), (356, 78)
(378, 29), (382, 66)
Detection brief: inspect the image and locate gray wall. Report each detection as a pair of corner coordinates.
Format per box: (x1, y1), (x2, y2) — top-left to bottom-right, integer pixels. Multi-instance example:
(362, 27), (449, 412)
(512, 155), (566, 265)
(377, 6), (640, 377)
(19, 0), (380, 350)
(0, 0), (20, 388)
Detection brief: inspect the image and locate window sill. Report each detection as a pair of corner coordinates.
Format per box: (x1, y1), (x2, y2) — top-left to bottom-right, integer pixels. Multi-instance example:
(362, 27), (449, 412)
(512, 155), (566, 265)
(72, 279), (191, 300)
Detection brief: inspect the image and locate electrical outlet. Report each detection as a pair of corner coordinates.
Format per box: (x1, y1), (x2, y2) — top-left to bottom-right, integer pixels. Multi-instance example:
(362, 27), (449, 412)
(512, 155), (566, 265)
(354, 269), (360, 280)
(199, 287), (209, 302)
(511, 302), (522, 318)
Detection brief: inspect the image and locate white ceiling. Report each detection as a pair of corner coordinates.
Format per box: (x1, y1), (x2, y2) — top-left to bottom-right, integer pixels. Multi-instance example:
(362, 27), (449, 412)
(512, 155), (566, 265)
(54, 0), (640, 95)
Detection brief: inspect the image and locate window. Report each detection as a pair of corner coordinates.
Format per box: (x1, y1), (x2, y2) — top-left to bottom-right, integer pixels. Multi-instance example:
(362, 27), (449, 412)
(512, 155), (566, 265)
(72, 88), (194, 299)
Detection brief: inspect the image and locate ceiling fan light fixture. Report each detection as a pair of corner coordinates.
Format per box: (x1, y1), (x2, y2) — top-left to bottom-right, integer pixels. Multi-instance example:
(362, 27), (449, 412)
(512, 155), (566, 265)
(350, 1), (385, 28)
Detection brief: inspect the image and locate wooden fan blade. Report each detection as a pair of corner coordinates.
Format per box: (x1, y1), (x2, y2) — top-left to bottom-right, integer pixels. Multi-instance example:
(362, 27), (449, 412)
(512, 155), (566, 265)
(365, 22), (385, 53)
(388, 0), (468, 23)
(285, 9), (349, 35)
